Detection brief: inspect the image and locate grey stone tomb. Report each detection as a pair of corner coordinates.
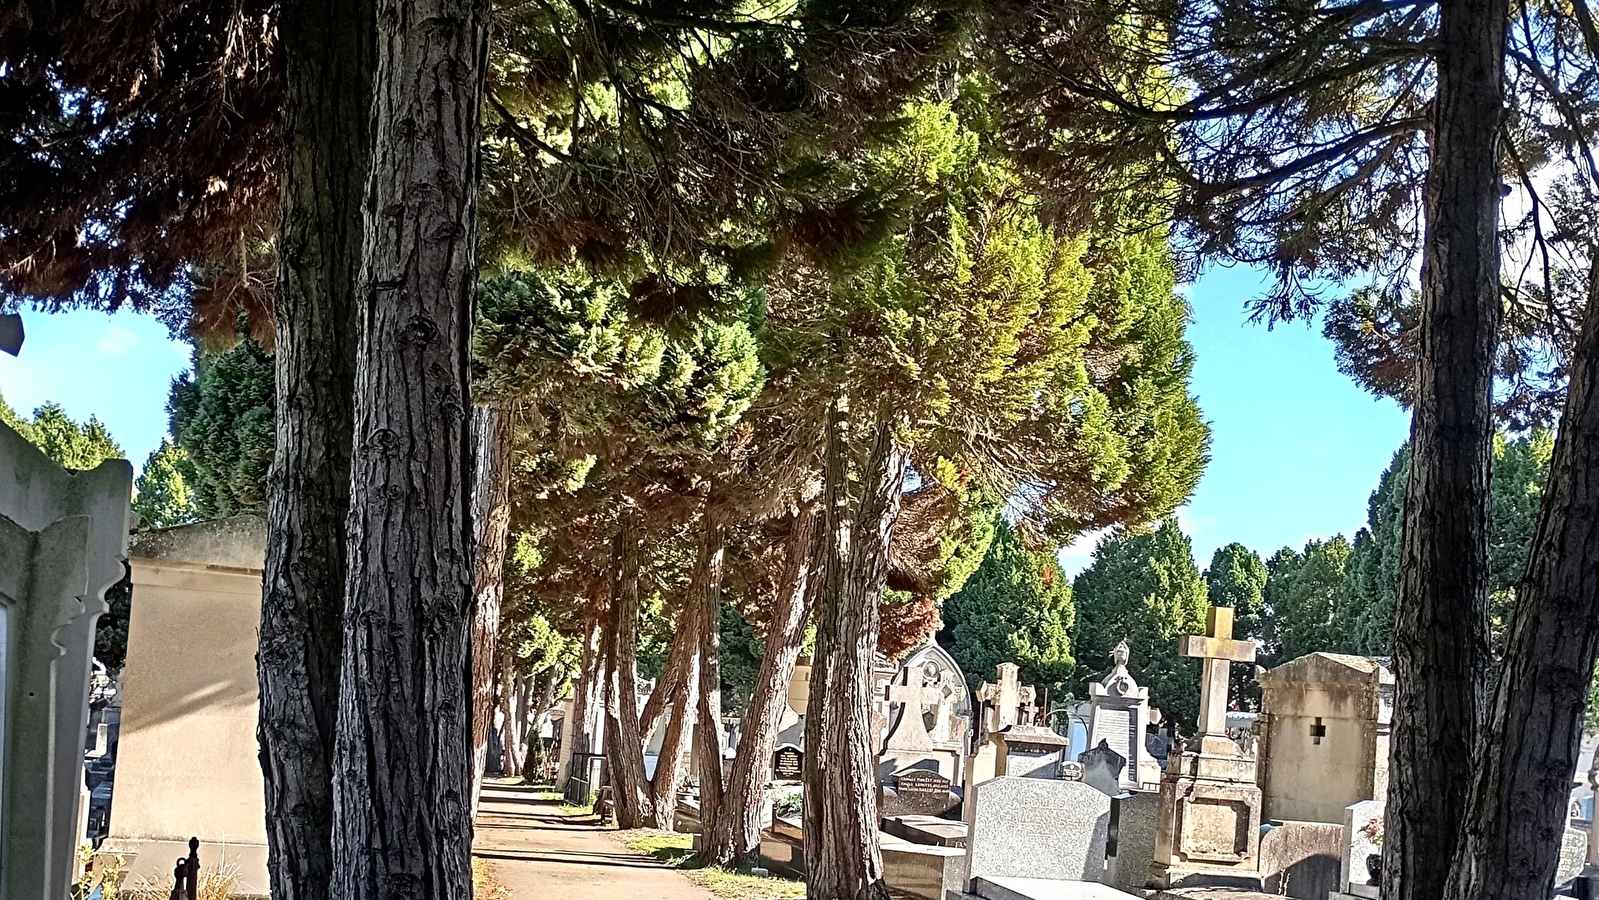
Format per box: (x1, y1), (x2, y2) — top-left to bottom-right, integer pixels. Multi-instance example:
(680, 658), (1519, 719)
(882, 768), (957, 818)
(0, 420), (132, 899)
(964, 776), (1113, 886)
(1088, 640), (1161, 789)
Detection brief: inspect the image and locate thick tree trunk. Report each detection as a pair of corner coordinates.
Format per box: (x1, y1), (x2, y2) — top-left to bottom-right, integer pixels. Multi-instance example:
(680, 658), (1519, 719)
(640, 603), (699, 743)
(692, 518), (728, 839)
(256, 1), (369, 896)
(1384, 3), (1506, 899)
(704, 508), (818, 869)
(604, 516), (655, 829)
(805, 404), (907, 900)
(471, 402), (515, 813)
(648, 640), (700, 831)
(1441, 253), (1599, 900)
(329, 1), (490, 897)
(526, 670), (560, 782)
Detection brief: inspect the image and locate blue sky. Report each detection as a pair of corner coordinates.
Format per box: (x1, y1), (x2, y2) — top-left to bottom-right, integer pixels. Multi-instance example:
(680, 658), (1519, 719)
(0, 262), (1411, 570)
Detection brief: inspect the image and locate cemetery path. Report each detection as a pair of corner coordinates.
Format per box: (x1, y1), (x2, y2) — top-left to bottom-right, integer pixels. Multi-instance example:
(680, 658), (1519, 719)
(473, 782), (716, 900)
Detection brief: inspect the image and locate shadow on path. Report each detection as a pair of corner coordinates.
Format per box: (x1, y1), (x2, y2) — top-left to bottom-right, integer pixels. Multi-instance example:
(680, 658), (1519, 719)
(473, 781), (715, 900)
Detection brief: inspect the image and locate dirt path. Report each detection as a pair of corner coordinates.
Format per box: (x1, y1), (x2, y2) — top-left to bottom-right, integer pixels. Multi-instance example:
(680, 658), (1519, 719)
(473, 783), (715, 900)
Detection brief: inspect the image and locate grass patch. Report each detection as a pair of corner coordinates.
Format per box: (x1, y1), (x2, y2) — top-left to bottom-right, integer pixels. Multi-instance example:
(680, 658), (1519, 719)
(615, 830), (805, 900)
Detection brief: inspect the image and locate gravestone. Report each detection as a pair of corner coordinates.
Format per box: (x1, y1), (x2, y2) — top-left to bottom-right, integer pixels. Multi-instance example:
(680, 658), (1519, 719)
(1149, 605), (1265, 889)
(1107, 791), (1161, 893)
(0, 419), (132, 900)
(1259, 821), (1343, 900)
(1089, 641), (1161, 789)
(773, 744), (803, 781)
(99, 516), (272, 894)
(964, 776), (1113, 886)
(1335, 800), (1383, 899)
(968, 662), (1037, 784)
(883, 768), (958, 818)
(1080, 740), (1128, 797)
(880, 643), (971, 784)
(1257, 653), (1392, 826)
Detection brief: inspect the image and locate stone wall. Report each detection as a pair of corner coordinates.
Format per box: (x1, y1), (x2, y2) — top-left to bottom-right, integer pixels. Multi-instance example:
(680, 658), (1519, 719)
(101, 516), (269, 895)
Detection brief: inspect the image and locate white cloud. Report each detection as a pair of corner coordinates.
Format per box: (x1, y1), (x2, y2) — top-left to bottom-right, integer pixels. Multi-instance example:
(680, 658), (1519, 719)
(96, 324), (143, 356)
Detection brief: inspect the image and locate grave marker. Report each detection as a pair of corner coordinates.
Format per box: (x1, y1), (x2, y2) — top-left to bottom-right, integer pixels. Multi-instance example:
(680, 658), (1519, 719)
(772, 744), (803, 781)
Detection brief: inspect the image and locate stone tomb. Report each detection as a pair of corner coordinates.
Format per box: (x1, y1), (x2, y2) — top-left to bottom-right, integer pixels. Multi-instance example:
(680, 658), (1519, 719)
(99, 517), (271, 896)
(1088, 640), (1162, 789)
(1257, 654), (1392, 826)
(1150, 606), (1265, 890)
(879, 642), (971, 785)
(0, 420), (132, 899)
(964, 776), (1113, 886)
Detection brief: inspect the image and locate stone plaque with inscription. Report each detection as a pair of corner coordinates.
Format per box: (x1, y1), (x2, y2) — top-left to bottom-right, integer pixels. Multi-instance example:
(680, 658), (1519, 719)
(772, 744), (803, 781)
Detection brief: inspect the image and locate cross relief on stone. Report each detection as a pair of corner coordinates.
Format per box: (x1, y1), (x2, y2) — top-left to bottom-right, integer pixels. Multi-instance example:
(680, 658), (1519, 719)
(1180, 606), (1256, 753)
(885, 667), (944, 749)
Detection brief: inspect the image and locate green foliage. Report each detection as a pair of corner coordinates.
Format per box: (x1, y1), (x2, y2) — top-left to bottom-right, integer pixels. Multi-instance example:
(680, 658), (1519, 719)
(1343, 447), (1408, 655)
(96, 569), (132, 671)
(937, 519), (1075, 693)
(719, 603), (766, 715)
(0, 392), (124, 470)
(133, 438), (198, 528)
(1262, 537), (1354, 664)
(168, 338), (274, 519)
(1071, 520), (1208, 730)
(1205, 543), (1267, 640)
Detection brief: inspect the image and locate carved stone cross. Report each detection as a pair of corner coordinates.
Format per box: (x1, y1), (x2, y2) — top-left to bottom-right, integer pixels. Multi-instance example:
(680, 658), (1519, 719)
(1180, 606), (1256, 751)
(884, 666), (941, 749)
(976, 662), (1032, 734)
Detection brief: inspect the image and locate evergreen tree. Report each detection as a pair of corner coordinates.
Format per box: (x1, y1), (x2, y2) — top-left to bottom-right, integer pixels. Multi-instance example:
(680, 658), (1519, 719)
(133, 438), (198, 528)
(1204, 542), (1267, 707)
(1344, 448), (1409, 655)
(1071, 520), (1208, 731)
(168, 338), (274, 518)
(938, 518), (1075, 694)
(0, 393), (124, 470)
(1262, 537), (1354, 664)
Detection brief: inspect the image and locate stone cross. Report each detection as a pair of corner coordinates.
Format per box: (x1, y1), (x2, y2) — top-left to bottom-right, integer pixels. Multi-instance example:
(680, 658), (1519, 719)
(884, 667), (941, 749)
(976, 662), (1033, 734)
(1180, 606), (1256, 752)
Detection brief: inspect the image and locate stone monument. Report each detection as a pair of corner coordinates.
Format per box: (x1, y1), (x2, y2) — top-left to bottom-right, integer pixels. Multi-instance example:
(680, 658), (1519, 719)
(100, 516), (271, 894)
(1257, 652), (1393, 825)
(879, 643), (971, 784)
(0, 418), (132, 900)
(1088, 640), (1161, 790)
(1148, 605), (1265, 889)
(967, 662), (1034, 784)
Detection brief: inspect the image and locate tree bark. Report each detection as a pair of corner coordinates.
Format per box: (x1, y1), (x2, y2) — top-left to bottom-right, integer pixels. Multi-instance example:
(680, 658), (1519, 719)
(1383, 3), (1506, 899)
(604, 514), (655, 829)
(704, 507), (818, 869)
(568, 600), (606, 764)
(640, 602), (699, 744)
(329, 0), (490, 897)
(648, 635), (700, 830)
(256, 1), (369, 896)
(498, 650), (522, 777)
(692, 517), (728, 839)
(1441, 250), (1599, 900)
(471, 402), (515, 814)
(805, 403), (906, 900)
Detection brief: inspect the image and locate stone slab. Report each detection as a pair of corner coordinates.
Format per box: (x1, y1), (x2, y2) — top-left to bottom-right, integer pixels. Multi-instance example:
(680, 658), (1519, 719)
(882, 839), (968, 900)
(1107, 791), (1160, 893)
(973, 876), (1143, 900)
(966, 777), (1111, 885)
(884, 814), (968, 848)
(1152, 890), (1290, 900)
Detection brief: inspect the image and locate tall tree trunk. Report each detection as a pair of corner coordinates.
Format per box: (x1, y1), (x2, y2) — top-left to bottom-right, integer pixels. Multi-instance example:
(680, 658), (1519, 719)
(704, 507), (818, 869)
(1384, 3), (1506, 899)
(640, 603), (699, 743)
(692, 517), (728, 839)
(498, 650), (522, 777)
(604, 515), (655, 829)
(471, 402), (515, 814)
(526, 669), (560, 782)
(568, 600), (606, 762)
(256, 1), (369, 896)
(805, 403), (907, 900)
(1442, 250), (1599, 900)
(648, 640), (700, 830)
(329, 0), (490, 897)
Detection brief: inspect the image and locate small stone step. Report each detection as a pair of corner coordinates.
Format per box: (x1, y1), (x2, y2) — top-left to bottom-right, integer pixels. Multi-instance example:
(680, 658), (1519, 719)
(971, 876), (1144, 900)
